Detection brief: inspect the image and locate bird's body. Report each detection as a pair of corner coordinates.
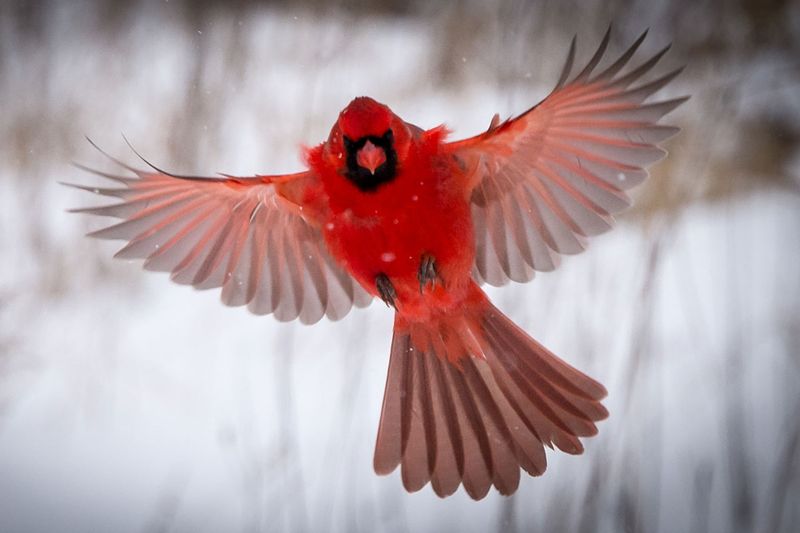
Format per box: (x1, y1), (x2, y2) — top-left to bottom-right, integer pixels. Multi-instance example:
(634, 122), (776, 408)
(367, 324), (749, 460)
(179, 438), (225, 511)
(69, 30), (685, 499)
(309, 122), (475, 320)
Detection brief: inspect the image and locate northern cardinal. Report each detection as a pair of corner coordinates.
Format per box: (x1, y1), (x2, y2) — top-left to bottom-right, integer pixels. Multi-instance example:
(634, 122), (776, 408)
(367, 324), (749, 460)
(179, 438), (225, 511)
(69, 30), (684, 499)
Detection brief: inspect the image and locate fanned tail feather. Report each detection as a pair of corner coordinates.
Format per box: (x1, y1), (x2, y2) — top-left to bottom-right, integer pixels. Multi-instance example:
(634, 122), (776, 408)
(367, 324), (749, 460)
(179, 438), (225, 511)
(373, 284), (607, 499)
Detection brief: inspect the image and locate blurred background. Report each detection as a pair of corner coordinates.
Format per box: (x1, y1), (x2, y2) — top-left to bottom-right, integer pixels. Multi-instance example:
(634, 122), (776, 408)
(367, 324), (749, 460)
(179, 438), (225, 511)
(1, 0), (799, 531)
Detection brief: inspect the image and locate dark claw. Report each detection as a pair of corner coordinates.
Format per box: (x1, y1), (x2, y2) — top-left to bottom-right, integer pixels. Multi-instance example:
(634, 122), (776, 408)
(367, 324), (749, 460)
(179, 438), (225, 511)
(376, 273), (397, 308)
(418, 253), (439, 293)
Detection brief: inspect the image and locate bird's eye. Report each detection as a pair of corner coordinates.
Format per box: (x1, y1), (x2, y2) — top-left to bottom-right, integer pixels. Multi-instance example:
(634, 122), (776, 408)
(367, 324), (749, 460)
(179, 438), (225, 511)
(343, 136), (354, 149)
(383, 129), (394, 143)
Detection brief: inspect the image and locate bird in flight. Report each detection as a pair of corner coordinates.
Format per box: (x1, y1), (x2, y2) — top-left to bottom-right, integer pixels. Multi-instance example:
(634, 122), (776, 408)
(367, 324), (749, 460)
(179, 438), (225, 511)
(68, 29), (685, 499)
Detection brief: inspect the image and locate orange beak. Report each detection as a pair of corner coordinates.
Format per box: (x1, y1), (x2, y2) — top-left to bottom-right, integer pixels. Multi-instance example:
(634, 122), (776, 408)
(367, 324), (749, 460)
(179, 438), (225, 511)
(356, 140), (386, 175)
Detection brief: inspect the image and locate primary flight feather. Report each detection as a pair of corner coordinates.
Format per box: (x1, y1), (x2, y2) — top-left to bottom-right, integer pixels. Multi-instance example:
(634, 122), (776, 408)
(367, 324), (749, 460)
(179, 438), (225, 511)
(68, 29), (685, 499)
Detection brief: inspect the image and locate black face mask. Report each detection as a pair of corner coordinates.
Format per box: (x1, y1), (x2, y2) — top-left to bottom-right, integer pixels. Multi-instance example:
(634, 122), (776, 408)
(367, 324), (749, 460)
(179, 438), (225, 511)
(343, 129), (397, 192)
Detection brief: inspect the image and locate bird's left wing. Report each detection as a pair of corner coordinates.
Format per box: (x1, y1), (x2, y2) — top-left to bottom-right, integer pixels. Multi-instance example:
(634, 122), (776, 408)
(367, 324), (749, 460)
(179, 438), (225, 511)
(448, 30), (687, 286)
(67, 146), (371, 324)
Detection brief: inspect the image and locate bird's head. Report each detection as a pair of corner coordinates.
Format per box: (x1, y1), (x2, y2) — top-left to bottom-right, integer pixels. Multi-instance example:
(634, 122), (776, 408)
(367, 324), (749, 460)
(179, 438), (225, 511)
(325, 96), (409, 192)
(338, 96), (393, 142)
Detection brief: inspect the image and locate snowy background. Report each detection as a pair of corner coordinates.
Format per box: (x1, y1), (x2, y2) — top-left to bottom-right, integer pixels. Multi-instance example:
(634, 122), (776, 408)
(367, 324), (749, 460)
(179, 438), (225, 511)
(1, 1), (799, 532)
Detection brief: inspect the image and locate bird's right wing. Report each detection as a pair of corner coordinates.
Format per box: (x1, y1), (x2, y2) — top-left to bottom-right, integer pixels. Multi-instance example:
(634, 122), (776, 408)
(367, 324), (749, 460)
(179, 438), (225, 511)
(66, 144), (371, 324)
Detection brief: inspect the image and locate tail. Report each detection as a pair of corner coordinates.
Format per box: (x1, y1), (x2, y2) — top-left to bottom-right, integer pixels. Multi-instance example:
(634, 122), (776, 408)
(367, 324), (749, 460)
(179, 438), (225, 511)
(373, 284), (608, 500)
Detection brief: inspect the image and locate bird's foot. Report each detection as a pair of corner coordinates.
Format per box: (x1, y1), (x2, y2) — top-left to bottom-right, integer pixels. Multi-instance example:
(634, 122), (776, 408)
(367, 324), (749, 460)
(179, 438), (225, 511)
(418, 253), (440, 293)
(376, 273), (397, 308)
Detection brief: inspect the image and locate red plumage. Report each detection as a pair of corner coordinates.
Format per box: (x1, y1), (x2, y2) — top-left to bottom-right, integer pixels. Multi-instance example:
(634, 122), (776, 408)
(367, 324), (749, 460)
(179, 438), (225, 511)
(68, 30), (685, 499)
(313, 120), (475, 319)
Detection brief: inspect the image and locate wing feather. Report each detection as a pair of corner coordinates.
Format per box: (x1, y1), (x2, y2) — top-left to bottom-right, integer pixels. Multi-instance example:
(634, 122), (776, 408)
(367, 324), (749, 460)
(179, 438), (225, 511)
(451, 32), (686, 286)
(68, 146), (371, 324)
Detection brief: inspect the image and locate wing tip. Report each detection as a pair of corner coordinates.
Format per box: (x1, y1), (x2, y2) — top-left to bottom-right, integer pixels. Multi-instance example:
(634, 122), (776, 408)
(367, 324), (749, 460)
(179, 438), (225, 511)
(121, 134), (182, 178)
(553, 35), (578, 91)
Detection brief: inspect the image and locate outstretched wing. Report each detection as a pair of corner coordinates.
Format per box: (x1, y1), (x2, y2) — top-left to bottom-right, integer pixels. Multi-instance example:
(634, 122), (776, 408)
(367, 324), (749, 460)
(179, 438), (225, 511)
(449, 29), (687, 286)
(66, 145), (371, 324)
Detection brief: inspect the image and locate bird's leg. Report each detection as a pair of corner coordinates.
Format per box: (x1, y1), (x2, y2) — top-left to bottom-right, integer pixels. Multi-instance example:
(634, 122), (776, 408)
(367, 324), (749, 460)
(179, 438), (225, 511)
(375, 273), (397, 308)
(418, 253), (440, 293)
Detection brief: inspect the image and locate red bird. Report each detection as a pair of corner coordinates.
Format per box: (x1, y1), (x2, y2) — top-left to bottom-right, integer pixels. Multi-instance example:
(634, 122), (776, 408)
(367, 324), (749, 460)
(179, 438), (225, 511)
(69, 30), (684, 499)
